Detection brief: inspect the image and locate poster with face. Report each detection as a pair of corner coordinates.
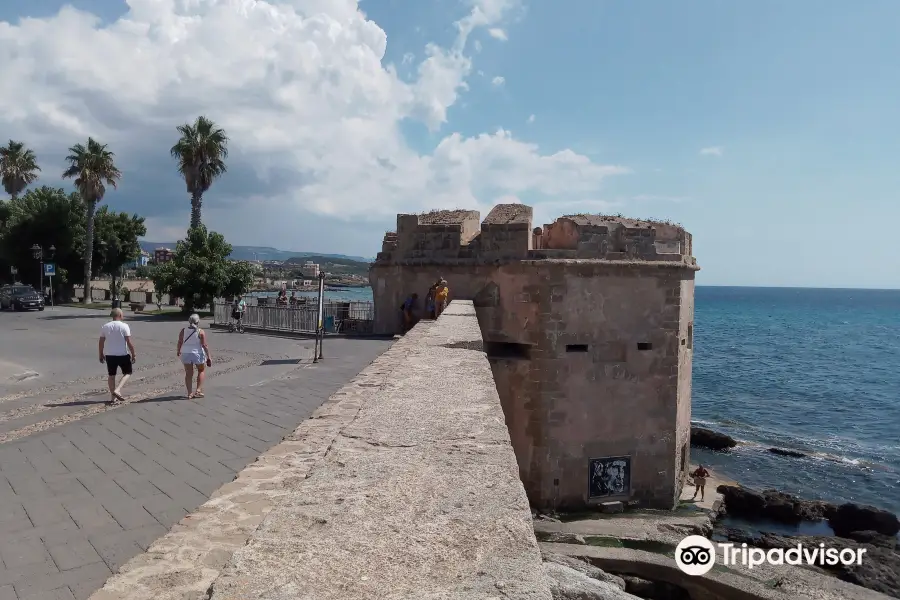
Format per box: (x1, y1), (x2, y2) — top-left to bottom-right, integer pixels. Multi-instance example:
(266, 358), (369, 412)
(588, 456), (631, 498)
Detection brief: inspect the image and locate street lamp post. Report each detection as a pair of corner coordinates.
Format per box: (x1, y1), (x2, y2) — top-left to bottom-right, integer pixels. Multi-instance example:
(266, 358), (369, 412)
(31, 244), (55, 304)
(313, 271), (326, 362)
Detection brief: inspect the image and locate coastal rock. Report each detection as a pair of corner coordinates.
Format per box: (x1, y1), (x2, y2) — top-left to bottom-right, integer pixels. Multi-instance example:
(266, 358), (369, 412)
(543, 561), (638, 599)
(716, 484), (766, 516)
(690, 427), (737, 451)
(716, 529), (900, 597)
(717, 485), (837, 524)
(844, 530), (898, 549)
(542, 552), (626, 590)
(829, 503), (900, 538)
(762, 489), (837, 523)
(768, 447), (807, 458)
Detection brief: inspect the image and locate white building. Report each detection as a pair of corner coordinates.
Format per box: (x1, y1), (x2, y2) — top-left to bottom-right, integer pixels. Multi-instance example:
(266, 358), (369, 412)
(303, 261), (320, 278)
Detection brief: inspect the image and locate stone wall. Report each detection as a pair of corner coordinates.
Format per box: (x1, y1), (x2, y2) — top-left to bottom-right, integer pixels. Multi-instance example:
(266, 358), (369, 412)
(369, 204), (699, 512)
(208, 301), (550, 600)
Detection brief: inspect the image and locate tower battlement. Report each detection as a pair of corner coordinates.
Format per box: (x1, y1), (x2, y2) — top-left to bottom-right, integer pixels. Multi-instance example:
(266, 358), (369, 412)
(377, 204), (695, 265)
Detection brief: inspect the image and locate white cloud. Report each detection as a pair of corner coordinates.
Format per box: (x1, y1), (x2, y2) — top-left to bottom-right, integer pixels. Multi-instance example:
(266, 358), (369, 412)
(0, 0), (628, 250)
(700, 146), (724, 156)
(487, 28), (508, 40)
(491, 76), (505, 86)
(527, 114), (535, 123)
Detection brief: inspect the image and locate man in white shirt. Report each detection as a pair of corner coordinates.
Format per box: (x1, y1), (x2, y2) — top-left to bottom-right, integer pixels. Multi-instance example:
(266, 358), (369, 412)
(99, 308), (136, 404)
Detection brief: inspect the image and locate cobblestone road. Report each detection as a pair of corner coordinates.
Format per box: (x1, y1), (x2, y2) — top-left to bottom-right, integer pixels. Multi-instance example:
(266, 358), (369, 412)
(0, 307), (391, 600)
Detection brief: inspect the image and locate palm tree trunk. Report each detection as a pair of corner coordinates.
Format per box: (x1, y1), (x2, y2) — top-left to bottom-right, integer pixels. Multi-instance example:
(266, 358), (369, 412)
(190, 191), (202, 229)
(83, 199), (96, 304)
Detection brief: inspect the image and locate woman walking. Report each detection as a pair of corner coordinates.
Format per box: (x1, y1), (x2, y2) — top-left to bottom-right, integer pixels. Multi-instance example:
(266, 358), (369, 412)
(176, 314), (212, 399)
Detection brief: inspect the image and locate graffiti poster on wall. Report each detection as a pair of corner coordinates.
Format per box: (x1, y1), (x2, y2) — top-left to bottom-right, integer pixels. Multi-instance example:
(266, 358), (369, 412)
(588, 456), (631, 498)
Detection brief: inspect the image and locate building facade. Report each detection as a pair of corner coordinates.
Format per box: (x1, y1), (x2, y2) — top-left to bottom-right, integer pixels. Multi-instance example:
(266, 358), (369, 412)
(154, 247), (175, 264)
(369, 204), (698, 511)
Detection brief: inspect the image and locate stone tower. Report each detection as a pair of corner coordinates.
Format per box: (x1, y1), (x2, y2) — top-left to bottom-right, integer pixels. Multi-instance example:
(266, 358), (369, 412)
(369, 204), (698, 511)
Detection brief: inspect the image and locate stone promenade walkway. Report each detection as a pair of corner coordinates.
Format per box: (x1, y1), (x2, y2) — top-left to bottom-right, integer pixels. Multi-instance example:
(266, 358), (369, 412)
(0, 339), (390, 600)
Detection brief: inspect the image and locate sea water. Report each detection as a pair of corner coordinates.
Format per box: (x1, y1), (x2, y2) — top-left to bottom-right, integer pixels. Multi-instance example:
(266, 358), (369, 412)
(692, 286), (900, 514)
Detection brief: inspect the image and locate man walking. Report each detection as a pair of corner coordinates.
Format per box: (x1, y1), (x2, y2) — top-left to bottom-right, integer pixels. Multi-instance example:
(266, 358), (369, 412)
(99, 308), (136, 404)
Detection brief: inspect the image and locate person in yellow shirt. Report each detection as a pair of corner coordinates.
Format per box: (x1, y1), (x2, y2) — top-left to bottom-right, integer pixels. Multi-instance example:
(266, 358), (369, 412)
(434, 279), (449, 318)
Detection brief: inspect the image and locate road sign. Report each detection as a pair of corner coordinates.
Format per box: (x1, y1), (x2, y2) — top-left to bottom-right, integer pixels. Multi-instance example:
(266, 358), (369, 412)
(9, 266), (16, 275)
(44, 263), (56, 276)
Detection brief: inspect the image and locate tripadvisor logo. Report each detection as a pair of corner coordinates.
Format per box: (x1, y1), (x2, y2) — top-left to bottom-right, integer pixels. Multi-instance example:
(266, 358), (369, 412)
(675, 535), (867, 576)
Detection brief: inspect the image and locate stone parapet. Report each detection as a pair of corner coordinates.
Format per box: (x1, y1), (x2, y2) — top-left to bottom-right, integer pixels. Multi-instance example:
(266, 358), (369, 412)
(208, 301), (549, 599)
(90, 302), (547, 600)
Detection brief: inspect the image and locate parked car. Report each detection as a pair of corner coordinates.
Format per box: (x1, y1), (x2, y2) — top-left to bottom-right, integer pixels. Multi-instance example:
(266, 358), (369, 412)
(0, 285), (45, 311)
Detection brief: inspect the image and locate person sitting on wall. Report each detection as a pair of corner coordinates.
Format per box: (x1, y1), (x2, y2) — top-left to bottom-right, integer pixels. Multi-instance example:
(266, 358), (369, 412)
(690, 464), (710, 502)
(434, 279), (449, 318)
(400, 293), (418, 332)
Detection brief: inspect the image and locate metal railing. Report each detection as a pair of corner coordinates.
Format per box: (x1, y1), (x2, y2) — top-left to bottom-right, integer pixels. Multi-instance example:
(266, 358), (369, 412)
(213, 300), (375, 335)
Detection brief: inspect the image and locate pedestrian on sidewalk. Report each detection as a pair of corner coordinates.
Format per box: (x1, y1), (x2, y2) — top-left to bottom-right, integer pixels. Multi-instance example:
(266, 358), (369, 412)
(177, 313), (212, 399)
(99, 308), (136, 404)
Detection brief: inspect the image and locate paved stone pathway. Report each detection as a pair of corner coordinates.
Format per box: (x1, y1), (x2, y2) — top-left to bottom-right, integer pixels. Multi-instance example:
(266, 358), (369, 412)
(0, 338), (391, 600)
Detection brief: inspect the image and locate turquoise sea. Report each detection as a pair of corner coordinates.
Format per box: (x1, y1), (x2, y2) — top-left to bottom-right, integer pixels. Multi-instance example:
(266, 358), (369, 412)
(691, 287), (900, 515)
(259, 285), (900, 513)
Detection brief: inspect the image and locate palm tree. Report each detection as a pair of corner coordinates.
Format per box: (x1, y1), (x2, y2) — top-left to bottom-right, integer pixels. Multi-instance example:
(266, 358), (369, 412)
(0, 140), (41, 201)
(170, 116), (228, 229)
(62, 138), (122, 303)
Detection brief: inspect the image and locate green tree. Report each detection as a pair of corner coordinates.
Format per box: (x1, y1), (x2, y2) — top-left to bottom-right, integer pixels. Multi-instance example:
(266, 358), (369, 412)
(150, 225), (251, 314)
(0, 140), (41, 201)
(222, 260), (254, 299)
(170, 116), (228, 230)
(92, 207), (147, 278)
(0, 187), (85, 292)
(62, 138), (122, 303)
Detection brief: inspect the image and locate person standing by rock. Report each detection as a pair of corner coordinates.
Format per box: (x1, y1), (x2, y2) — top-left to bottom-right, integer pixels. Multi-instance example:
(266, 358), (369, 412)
(690, 464), (710, 501)
(99, 308), (136, 404)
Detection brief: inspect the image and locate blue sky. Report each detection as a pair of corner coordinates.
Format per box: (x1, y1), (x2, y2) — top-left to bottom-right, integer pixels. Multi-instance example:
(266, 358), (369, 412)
(1, 0), (898, 288)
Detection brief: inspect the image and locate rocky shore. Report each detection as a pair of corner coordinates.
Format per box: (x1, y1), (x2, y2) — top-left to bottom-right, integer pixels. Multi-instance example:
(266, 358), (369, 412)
(690, 425), (900, 597)
(713, 484), (899, 596)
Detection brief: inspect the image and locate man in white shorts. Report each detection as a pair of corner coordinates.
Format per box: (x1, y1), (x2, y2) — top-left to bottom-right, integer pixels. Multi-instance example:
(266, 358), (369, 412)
(99, 308), (136, 404)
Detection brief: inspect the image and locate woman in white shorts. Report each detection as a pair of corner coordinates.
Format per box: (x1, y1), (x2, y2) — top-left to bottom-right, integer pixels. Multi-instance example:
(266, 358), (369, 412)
(176, 313), (212, 398)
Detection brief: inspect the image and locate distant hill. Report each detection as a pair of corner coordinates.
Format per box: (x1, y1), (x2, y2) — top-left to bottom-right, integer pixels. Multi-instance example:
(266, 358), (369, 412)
(139, 242), (373, 264)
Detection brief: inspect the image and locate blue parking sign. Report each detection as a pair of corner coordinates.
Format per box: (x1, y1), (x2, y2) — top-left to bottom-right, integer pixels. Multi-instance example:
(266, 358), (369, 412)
(44, 263), (56, 276)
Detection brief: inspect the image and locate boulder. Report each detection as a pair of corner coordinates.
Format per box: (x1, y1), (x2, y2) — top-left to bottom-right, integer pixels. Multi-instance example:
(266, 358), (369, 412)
(829, 503), (900, 538)
(690, 427), (737, 451)
(767, 447), (807, 458)
(542, 552), (626, 590)
(717, 485), (837, 524)
(543, 562), (639, 599)
(716, 485), (766, 517)
(761, 490), (836, 523)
